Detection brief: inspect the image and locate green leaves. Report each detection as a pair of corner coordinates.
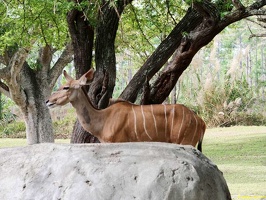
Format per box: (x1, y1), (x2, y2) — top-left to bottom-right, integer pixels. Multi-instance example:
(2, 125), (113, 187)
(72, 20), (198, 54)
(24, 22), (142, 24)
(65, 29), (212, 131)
(0, 0), (70, 53)
(116, 0), (188, 66)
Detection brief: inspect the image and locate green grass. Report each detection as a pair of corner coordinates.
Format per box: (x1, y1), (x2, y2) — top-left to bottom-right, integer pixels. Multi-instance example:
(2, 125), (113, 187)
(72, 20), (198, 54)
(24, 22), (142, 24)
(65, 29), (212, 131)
(203, 126), (266, 200)
(0, 138), (27, 147)
(0, 138), (70, 147)
(0, 126), (265, 199)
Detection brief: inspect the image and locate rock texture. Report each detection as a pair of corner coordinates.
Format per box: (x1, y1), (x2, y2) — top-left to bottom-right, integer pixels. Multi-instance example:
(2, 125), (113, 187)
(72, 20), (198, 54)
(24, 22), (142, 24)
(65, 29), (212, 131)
(0, 143), (231, 200)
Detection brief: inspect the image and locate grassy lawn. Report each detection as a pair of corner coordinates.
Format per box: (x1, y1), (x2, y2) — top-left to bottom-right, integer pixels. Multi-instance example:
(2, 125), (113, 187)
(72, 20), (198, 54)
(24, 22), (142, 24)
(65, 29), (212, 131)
(204, 126), (266, 200)
(0, 126), (265, 199)
(0, 138), (70, 147)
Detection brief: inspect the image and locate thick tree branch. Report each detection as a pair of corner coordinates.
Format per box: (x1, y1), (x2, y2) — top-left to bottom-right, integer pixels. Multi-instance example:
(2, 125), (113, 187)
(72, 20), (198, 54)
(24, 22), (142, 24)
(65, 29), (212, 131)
(67, 9), (94, 78)
(0, 54), (12, 98)
(249, 0), (266, 10)
(48, 42), (73, 89)
(0, 66), (11, 81)
(9, 48), (28, 84)
(232, 0), (245, 10)
(7, 48), (29, 106)
(193, 0), (220, 20)
(130, 0), (266, 104)
(90, 0), (132, 108)
(0, 80), (10, 98)
(220, 0), (266, 28)
(119, 8), (203, 102)
(0, 56), (7, 65)
(1, 47), (19, 67)
(249, 33), (266, 38)
(147, 37), (196, 104)
(38, 45), (53, 73)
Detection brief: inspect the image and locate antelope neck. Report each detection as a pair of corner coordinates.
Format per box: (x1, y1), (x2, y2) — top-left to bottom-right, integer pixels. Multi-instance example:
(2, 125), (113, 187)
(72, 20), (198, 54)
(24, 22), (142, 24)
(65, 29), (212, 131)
(70, 86), (102, 137)
(80, 86), (99, 110)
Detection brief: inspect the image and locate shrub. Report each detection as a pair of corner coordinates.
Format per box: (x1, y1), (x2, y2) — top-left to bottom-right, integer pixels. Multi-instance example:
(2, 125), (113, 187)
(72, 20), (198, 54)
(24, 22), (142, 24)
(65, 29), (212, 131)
(53, 116), (75, 139)
(199, 86), (266, 127)
(180, 74), (266, 127)
(1, 122), (26, 138)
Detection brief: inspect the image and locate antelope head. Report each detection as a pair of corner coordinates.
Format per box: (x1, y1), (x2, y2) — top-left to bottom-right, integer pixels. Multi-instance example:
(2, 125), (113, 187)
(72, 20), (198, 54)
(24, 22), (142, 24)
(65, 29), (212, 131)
(46, 69), (94, 108)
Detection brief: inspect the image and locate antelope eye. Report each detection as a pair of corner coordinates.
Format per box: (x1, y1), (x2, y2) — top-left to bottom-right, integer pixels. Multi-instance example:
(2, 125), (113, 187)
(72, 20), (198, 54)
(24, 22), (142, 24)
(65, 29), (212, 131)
(63, 86), (70, 90)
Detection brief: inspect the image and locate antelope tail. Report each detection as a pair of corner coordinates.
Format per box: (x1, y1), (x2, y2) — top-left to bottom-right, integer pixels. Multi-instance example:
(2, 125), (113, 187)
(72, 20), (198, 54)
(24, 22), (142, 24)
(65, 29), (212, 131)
(197, 139), (203, 152)
(197, 122), (206, 152)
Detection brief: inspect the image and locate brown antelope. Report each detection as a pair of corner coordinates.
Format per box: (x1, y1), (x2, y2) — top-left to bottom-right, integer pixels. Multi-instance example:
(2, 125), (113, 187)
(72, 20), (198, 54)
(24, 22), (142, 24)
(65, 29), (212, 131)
(46, 69), (206, 151)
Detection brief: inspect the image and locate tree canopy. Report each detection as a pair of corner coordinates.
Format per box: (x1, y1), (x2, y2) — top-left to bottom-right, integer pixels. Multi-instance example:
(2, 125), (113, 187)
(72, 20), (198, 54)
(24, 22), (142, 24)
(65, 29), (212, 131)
(0, 0), (265, 144)
(0, 0), (73, 144)
(0, 0), (70, 52)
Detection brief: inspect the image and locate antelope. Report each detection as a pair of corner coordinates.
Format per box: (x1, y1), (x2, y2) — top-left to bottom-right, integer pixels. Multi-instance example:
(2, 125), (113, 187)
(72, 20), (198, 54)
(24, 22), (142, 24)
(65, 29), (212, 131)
(46, 69), (206, 152)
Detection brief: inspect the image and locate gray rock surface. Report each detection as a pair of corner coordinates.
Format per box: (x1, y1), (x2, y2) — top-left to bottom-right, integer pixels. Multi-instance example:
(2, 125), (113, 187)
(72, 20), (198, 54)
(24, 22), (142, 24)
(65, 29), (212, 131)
(0, 143), (231, 200)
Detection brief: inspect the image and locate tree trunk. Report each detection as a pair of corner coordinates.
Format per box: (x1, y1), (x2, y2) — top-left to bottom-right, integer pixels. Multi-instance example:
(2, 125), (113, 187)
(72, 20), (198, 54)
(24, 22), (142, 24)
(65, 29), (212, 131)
(120, 1), (262, 104)
(21, 66), (54, 144)
(65, 0), (266, 143)
(70, 120), (100, 143)
(23, 98), (54, 144)
(67, 9), (94, 78)
(0, 92), (2, 120)
(0, 43), (72, 145)
(67, 5), (100, 143)
(119, 8), (203, 102)
(89, 1), (128, 108)
(68, 0), (132, 143)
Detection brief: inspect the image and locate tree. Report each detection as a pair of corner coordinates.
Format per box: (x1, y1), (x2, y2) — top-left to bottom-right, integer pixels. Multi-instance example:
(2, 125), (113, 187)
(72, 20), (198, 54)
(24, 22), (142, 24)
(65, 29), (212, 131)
(67, 0), (266, 143)
(67, 0), (133, 143)
(0, 1), (73, 144)
(66, 0), (98, 143)
(0, 45), (73, 144)
(1, 0), (265, 144)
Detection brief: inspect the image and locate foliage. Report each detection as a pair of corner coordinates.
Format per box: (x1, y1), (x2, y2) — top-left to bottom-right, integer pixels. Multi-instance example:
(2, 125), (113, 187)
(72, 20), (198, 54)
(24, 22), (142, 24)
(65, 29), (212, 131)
(0, 95), (16, 124)
(0, 96), (21, 137)
(0, 0), (70, 52)
(193, 82), (265, 127)
(0, 107), (76, 139)
(116, 0), (188, 66)
(175, 20), (266, 127)
(114, 0), (190, 96)
(0, 122), (26, 138)
(0, 0), (265, 140)
(52, 114), (76, 139)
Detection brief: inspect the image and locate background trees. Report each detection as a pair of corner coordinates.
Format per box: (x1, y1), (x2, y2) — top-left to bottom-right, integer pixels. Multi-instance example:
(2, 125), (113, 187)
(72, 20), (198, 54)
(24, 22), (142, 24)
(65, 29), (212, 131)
(176, 20), (266, 127)
(0, 0), (72, 144)
(0, 0), (265, 144)
(69, 0), (266, 143)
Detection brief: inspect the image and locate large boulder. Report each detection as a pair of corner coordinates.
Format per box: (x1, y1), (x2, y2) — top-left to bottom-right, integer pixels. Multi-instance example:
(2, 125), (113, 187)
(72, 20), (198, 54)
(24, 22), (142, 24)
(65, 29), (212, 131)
(0, 143), (231, 200)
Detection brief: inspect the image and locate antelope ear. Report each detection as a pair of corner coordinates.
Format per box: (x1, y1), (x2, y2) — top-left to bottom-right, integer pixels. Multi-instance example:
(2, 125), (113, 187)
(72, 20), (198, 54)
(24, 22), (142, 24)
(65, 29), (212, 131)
(63, 70), (74, 82)
(79, 68), (95, 86)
